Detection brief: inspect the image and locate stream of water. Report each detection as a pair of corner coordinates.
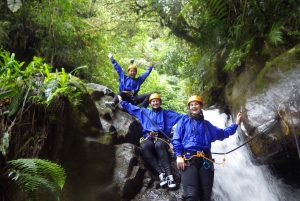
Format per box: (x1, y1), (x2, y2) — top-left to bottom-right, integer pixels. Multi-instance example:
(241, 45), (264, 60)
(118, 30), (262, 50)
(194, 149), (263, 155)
(203, 109), (300, 201)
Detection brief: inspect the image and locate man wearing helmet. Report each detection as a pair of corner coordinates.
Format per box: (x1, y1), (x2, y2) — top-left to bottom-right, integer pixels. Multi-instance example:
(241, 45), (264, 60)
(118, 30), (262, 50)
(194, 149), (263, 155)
(172, 95), (242, 201)
(118, 93), (184, 188)
(105, 53), (153, 110)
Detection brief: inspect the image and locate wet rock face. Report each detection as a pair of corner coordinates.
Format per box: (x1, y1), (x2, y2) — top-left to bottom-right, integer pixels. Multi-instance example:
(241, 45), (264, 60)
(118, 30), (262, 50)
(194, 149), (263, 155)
(86, 83), (143, 146)
(63, 83), (184, 201)
(97, 143), (184, 201)
(225, 46), (300, 184)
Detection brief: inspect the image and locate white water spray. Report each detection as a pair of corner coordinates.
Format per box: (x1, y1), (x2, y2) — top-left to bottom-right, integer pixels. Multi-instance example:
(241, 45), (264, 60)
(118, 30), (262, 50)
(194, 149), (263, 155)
(203, 109), (300, 201)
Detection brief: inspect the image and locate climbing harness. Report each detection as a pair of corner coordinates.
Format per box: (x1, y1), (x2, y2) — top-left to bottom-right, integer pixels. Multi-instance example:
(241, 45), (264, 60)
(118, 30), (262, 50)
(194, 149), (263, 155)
(289, 84), (300, 160)
(277, 105), (289, 135)
(140, 109), (174, 152)
(277, 84), (300, 160)
(139, 134), (172, 151)
(183, 151), (226, 169)
(122, 90), (135, 100)
(287, 104), (300, 159)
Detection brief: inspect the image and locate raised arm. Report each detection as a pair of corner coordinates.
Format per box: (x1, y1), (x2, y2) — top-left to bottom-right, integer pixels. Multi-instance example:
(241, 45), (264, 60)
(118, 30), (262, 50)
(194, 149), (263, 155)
(138, 62), (153, 82)
(108, 53), (125, 77)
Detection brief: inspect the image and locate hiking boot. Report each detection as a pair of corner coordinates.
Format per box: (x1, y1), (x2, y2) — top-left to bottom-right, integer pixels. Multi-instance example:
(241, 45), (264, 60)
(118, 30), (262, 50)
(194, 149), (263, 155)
(159, 173), (167, 186)
(116, 103), (123, 110)
(105, 102), (117, 110)
(167, 175), (176, 188)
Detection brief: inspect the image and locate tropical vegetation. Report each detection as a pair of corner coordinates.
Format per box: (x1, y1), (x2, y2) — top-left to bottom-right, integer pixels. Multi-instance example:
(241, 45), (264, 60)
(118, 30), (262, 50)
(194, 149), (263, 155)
(1, 0), (300, 199)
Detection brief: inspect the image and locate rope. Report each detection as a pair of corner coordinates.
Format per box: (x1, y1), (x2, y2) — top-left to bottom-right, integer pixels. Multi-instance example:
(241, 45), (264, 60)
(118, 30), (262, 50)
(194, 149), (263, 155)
(184, 151), (226, 166)
(211, 119), (278, 155)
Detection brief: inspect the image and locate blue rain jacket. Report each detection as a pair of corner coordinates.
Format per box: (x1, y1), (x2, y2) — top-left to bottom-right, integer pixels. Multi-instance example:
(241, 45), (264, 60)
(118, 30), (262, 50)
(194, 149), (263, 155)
(172, 115), (238, 157)
(120, 101), (184, 138)
(110, 58), (152, 93)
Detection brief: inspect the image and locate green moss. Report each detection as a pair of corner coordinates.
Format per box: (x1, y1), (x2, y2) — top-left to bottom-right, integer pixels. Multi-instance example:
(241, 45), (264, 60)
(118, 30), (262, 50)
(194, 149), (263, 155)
(97, 133), (112, 145)
(254, 44), (300, 93)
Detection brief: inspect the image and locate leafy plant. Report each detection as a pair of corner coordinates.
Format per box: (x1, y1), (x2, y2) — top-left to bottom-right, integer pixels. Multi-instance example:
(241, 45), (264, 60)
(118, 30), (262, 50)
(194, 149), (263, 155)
(267, 27), (283, 46)
(7, 158), (66, 201)
(0, 50), (88, 157)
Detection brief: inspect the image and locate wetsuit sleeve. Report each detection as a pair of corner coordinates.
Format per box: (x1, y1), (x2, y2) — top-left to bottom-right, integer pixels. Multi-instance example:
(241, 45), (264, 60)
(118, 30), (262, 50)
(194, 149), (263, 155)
(120, 101), (153, 137)
(166, 110), (184, 125)
(120, 101), (144, 119)
(207, 121), (238, 142)
(172, 118), (185, 157)
(138, 66), (152, 83)
(110, 58), (125, 77)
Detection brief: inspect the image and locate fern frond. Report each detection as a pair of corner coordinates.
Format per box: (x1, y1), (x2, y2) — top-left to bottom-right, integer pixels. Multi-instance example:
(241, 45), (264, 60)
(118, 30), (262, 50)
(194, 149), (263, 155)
(209, 0), (227, 21)
(7, 158), (66, 200)
(268, 27), (283, 46)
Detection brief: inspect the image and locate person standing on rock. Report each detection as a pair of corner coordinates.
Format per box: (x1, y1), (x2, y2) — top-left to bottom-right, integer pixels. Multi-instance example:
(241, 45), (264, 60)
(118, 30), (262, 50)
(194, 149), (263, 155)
(172, 95), (242, 201)
(118, 93), (184, 188)
(105, 53), (153, 110)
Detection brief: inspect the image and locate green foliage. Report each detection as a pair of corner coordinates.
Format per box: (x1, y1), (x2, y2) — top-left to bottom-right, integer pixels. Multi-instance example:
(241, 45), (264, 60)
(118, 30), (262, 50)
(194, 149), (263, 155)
(42, 67), (88, 106)
(0, 50), (30, 117)
(223, 49), (244, 71)
(0, 21), (10, 46)
(267, 27), (283, 46)
(3, 0), (300, 108)
(7, 158), (66, 201)
(0, 50), (88, 157)
(0, 49), (88, 109)
(139, 70), (187, 113)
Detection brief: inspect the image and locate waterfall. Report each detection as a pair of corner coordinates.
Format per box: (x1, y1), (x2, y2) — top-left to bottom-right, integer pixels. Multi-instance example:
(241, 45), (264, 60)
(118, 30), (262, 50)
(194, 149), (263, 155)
(203, 109), (300, 201)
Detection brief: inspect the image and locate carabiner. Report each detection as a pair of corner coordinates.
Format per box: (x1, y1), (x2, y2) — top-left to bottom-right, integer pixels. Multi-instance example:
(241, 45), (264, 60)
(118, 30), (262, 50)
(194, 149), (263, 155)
(203, 158), (210, 169)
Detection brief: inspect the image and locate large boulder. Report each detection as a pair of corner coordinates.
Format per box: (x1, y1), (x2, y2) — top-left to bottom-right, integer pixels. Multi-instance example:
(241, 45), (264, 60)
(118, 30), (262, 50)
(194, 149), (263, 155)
(225, 45), (300, 184)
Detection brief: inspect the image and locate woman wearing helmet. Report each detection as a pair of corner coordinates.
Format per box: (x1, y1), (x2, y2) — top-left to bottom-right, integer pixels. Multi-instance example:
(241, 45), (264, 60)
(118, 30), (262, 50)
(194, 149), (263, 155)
(172, 95), (242, 201)
(105, 53), (153, 110)
(119, 93), (184, 188)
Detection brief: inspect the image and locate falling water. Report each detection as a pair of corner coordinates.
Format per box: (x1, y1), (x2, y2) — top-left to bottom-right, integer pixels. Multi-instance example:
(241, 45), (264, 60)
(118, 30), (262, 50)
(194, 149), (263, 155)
(203, 109), (300, 201)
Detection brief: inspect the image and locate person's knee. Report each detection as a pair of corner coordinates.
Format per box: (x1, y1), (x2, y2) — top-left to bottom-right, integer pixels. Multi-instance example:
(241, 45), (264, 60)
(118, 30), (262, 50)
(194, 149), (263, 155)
(155, 140), (167, 148)
(185, 185), (198, 201)
(200, 186), (212, 201)
(141, 142), (151, 150)
(141, 141), (154, 154)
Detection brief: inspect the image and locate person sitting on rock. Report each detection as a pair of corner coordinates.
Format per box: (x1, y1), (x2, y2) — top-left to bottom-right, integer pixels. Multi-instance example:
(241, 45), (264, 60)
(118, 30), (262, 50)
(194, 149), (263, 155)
(105, 53), (153, 110)
(118, 93), (184, 188)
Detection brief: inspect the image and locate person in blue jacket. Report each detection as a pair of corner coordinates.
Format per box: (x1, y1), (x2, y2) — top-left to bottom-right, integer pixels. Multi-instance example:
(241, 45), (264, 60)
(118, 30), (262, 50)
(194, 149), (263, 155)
(172, 95), (242, 201)
(105, 53), (153, 110)
(119, 93), (184, 188)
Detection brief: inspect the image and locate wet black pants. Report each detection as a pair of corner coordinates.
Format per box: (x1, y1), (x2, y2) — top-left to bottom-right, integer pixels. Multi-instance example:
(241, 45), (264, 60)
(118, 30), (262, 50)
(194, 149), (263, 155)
(181, 157), (214, 201)
(113, 92), (151, 108)
(140, 139), (172, 176)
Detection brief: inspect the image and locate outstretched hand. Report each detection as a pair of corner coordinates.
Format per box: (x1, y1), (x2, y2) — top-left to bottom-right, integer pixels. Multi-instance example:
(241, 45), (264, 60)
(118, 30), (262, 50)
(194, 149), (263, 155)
(150, 62), (154, 67)
(236, 112), (242, 125)
(108, 53), (113, 59)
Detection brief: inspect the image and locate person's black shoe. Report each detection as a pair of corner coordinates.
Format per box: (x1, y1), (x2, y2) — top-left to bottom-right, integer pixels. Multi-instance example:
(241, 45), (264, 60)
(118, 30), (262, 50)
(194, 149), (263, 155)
(105, 102), (116, 110)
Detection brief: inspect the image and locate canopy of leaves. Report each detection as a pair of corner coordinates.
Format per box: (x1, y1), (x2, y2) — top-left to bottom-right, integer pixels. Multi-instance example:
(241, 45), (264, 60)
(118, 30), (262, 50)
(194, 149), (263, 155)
(1, 0), (300, 199)
(1, 0), (300, 105)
